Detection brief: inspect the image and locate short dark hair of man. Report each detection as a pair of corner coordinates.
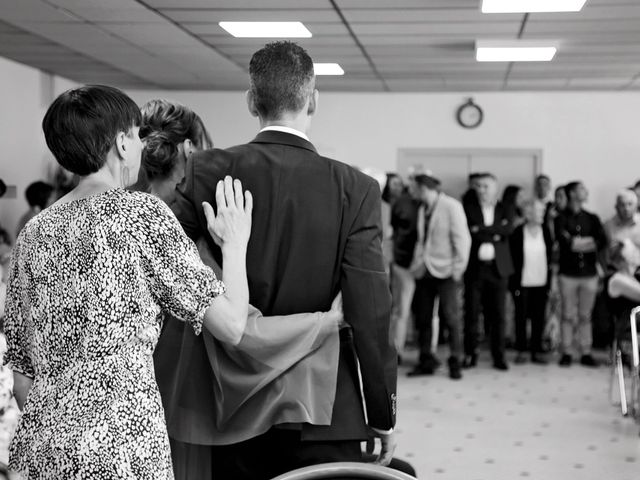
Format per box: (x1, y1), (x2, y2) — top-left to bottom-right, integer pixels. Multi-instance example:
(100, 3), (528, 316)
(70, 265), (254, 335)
(42, 85), (141, 176)
(564, 181), (582, 198)
(536, 174), (550, 182)
(25, 181), (53, 210)
(468, 172), (482, 181)
(249, 41), (315, 120)
(414, 174), (441, 191)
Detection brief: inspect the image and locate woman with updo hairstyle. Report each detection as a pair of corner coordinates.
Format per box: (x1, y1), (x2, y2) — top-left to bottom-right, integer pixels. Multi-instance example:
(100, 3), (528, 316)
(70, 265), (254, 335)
(137, 100), (344, 480)
(132, 99), (212, 202)
(2, 85), (257, 479)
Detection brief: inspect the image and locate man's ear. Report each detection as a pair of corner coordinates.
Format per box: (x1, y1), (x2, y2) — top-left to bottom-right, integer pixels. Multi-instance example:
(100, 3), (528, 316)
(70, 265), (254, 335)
(307, 89), (319, 116)
(246, 90), (259, 118)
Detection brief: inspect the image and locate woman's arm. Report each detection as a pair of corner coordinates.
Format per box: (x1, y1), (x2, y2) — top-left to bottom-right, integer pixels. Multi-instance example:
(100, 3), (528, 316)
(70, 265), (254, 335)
(195, 237), (344, 354)
(202, 244), (249, 345)
(13, 371), (32, 411)
(200, 177), (252, 345)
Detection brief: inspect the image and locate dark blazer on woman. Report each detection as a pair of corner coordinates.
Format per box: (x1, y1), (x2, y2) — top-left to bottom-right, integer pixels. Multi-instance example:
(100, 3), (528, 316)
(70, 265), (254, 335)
(509, 224), (554, 290)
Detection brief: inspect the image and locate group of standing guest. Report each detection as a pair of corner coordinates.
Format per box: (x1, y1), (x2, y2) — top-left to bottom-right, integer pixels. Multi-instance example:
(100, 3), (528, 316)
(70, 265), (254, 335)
(383, 171), (615, 379)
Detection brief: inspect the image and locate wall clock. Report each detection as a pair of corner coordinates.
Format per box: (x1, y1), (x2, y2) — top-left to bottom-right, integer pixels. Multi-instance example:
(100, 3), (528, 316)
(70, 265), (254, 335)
(456, 98), (483, 129)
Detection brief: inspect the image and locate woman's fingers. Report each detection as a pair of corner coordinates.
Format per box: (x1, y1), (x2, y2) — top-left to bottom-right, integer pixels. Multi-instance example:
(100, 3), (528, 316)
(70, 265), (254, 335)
(244, 190), (253, 214)
(224, 176), (235, 209)
(234, 179), (244, 209)
(331, 292), (343, 312)
(215, 180), (226, 209)
(202, 201), (216, 225)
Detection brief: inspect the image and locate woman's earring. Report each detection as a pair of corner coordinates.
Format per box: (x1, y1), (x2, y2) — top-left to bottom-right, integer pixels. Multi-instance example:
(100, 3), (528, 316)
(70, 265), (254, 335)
(120, 164), (130, 188)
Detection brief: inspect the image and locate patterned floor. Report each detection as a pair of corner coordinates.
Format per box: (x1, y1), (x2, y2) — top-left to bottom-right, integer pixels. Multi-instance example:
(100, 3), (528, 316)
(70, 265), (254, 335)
(0, 343), (637, 479)
(394, 348), (640, 480)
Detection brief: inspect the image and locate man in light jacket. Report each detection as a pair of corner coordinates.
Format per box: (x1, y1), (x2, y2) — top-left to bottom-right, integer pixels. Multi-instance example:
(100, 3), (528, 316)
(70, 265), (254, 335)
(408, 174), (471, 379)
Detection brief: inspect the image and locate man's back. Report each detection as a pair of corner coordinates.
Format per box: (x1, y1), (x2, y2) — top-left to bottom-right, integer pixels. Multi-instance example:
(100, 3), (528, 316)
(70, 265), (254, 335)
(172, 129), (396, 441)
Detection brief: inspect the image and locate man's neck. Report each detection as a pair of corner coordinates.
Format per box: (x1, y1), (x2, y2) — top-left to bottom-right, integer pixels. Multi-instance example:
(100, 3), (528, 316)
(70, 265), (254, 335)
(260, 117), (309, 136)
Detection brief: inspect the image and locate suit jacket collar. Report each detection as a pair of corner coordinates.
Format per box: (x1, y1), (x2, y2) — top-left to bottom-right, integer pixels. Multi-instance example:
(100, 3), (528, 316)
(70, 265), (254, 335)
(250, 130), (318, 154)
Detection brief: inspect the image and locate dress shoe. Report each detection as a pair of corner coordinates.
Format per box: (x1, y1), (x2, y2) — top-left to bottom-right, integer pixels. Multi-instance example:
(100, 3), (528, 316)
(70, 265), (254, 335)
(462, 354), (477, 369)
(493, 358), (509, 371)
(580, 354), (598, 367)
(448, 357), (462, 380)
(407, 364), (435, 377)
(514, 352), (527, 364)
(420, 353), (441, 370)
(558, 353), (572, 367)
(531, 354), (548, 365)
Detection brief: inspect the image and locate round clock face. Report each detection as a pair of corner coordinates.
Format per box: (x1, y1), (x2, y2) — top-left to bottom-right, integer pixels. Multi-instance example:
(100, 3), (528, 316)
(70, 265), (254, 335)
(456, 100), (483, 129)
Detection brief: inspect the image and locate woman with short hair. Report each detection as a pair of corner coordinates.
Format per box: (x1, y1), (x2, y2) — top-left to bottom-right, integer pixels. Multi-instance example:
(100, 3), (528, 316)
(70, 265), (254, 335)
(3, 85), (254, 479)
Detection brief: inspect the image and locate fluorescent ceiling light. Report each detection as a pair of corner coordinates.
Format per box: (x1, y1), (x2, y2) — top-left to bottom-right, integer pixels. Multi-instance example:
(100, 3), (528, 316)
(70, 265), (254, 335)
(481, 0), (587, 13)
(476, 40), (557, 62)
(218, 21), (312, 38)
(313, 63), (344, 76)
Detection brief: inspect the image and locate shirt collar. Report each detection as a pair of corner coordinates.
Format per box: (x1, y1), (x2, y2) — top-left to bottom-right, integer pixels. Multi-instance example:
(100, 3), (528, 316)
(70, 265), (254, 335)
(259, 126), (309, 141)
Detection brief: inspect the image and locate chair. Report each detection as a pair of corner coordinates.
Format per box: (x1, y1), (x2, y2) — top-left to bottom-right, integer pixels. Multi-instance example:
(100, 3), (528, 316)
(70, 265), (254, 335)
(270, 462), (417, 480)
(610, 305), (640, 422)
(630, 306), (640, 423)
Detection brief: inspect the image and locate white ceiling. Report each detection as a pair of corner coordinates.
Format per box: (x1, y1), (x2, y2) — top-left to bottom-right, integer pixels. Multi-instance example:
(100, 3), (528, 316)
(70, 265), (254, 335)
(1, 0), (640, 92)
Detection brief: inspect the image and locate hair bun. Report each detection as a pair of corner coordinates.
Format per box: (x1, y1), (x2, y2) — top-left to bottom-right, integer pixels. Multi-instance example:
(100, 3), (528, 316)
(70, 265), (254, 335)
(141, 130), (179, 180)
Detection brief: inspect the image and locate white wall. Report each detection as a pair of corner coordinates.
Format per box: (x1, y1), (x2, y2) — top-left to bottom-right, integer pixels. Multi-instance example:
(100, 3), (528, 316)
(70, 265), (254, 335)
(1, 51), (639, 235)
(126, 88), (640, 220)
(0, 56), (76, 238)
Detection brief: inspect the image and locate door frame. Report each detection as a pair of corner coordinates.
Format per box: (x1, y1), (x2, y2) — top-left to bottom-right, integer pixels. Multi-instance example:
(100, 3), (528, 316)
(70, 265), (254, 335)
(397, 147), (543, 178)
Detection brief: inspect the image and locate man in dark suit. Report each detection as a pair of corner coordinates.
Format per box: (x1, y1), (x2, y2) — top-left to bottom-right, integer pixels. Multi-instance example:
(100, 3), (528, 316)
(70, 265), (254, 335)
(171, 41), (397, 480)
(463, 173), (515, 371)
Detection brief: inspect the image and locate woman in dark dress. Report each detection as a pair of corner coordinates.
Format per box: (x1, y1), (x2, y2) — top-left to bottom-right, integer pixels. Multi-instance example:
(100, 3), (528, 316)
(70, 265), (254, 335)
(509, 200), (554, 364)
(135, 99), (344, 479)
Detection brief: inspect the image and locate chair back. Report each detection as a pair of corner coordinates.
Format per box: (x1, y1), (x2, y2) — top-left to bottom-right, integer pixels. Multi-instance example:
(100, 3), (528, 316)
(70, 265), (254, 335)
(630, 306), (640, 368)
(271, 462), (417, 480)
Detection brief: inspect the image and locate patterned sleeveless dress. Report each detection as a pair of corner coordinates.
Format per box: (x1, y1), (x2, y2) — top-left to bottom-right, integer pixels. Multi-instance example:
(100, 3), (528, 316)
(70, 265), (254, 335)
(3, 188), (225, 479)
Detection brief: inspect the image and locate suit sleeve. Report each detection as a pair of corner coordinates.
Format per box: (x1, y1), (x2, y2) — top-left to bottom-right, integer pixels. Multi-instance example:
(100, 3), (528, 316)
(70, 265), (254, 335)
(341, 180), (397, 431)
(170, 155), (201, 241)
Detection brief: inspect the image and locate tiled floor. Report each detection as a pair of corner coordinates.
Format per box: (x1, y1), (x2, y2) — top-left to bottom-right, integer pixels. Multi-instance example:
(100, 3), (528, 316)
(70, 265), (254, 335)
(0, 344), (638, 479)
(394, 348), (640, 480)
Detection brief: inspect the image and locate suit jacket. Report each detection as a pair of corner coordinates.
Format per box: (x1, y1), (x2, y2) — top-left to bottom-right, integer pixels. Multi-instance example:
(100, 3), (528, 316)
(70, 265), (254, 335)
(390, 194), (419, 268)
(509, 224), (554, 290)
(171, 130), (396, 441)
(412, 193), (471, 280)
(464, 201), (515, 279)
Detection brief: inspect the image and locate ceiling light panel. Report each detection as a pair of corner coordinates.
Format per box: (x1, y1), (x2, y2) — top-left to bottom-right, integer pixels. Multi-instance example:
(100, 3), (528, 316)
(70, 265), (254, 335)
(313, 63), (345, 75)
(476, 40), (558, 62)
(481, 0), (587, 13)
(218, 21), (312, 38)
